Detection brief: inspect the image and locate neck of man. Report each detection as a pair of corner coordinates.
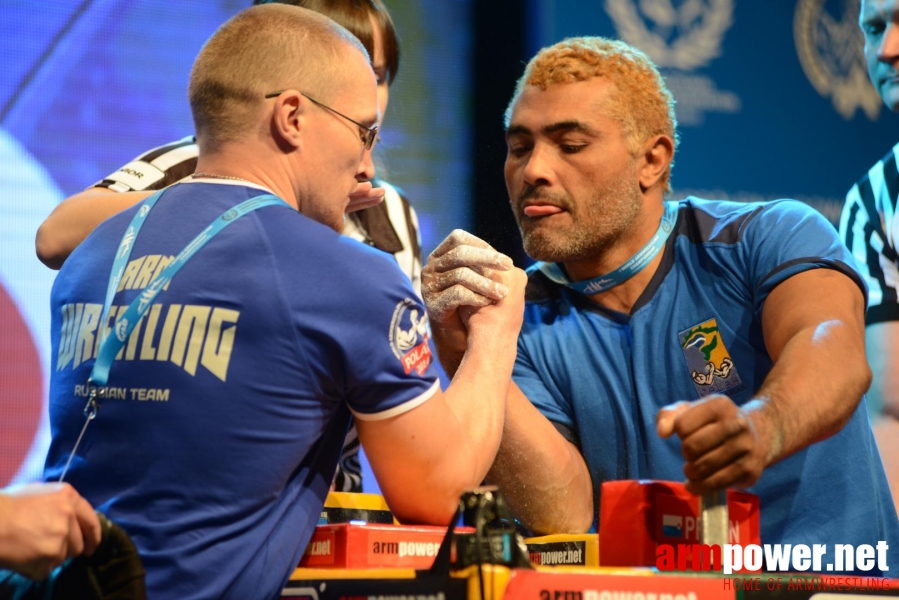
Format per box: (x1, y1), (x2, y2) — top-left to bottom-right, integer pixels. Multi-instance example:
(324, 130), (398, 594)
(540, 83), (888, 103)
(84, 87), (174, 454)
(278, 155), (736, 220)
(562, 197), (667, 314)
(194, 140), (300, 211)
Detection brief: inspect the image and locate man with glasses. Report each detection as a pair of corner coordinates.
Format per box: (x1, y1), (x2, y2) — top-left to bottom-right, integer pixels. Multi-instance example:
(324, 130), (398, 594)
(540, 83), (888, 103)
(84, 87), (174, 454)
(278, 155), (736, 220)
(43, 5), (526, 599)
(265, 90), (380, 151)
(36, 0), (427, 498)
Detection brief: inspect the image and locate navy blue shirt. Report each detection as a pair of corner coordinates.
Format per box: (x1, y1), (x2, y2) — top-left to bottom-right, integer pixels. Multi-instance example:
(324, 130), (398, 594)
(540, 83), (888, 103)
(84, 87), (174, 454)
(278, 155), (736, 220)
(45, 181), (439, 599)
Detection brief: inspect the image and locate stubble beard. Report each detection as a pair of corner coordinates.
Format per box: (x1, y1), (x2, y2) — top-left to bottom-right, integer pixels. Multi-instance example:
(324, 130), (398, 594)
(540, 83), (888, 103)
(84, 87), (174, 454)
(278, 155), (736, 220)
(518, 174), (643, 264)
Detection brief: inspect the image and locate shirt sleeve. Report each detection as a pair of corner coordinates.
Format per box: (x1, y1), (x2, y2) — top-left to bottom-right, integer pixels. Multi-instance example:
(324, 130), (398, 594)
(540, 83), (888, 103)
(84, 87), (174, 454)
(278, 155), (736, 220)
(744, 199), (868, 319)
(512, 324), (577, 433)
(291, 234), (440, 421)
(92, 135), (198, 192)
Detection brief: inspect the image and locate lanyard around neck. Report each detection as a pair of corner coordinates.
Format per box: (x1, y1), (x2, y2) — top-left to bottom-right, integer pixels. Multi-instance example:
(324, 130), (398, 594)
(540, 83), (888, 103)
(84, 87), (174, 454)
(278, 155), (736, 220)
(59, 189), (291, 481)
(91, 192), (289, 386)
(534, 201), (678, 296)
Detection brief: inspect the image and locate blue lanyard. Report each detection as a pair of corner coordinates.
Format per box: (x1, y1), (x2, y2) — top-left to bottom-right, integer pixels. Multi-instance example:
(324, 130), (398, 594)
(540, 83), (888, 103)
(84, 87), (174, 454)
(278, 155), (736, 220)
(59, 189), (291, 481)
(533, 201), (678, 295)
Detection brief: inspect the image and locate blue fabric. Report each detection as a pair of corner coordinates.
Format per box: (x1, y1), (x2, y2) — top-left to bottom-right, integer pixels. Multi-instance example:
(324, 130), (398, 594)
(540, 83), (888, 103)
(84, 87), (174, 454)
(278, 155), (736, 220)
(515, 198), (899, 576)
(45, 182), (439, 599)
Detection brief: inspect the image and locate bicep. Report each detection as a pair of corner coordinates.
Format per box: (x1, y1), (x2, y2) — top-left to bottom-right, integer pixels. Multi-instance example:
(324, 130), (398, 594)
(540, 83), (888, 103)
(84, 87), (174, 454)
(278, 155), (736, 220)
(761, 268), (867, 361)
(355, 386), (451, 517)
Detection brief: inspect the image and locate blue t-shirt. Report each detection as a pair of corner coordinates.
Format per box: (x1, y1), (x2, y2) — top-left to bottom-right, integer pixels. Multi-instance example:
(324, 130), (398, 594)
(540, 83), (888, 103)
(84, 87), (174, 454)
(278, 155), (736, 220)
(515, 198), (899, 576)
(45, 181), (440, 599)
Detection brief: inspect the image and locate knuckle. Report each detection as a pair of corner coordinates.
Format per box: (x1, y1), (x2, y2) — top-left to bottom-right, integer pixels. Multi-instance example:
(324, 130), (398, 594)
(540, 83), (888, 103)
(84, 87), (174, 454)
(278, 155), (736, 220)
(442, 269), (468, 287)
(443, 246), (467, 266)
(681, 439), (700, 460)
(458, 268), (481, 285)
(736, 435), (754, 455)
(447, 284), (476, 302)
(725, 418), (744, 438)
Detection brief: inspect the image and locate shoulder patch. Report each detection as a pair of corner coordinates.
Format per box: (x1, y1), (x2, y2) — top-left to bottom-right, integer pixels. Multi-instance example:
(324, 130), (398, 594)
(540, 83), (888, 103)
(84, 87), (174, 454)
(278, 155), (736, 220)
(388, 299), (431, 375)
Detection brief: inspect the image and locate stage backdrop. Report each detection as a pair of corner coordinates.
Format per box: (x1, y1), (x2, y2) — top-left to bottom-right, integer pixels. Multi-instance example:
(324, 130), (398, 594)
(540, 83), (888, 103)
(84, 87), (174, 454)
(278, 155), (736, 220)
(528, 0), (897, 222)
(0, 0), (472, 487)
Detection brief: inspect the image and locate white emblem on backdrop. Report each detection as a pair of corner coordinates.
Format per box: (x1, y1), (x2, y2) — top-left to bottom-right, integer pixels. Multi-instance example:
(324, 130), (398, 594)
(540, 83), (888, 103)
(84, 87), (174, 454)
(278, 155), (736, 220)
(604, 0), (740, 125)
(794, 0), (881, 121)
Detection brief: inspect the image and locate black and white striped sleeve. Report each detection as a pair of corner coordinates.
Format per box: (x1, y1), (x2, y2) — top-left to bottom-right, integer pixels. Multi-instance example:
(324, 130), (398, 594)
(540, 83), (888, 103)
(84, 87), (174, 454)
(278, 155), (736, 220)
(840, 142), (899, 324)
(92, 135), (199, 192)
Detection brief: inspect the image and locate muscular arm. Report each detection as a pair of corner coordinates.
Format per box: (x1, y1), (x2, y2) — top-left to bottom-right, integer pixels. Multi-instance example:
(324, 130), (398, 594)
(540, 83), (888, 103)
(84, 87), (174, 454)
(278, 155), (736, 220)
(421, 230), (593, 533)
(754, 268), (870, 456)
(839, 180), (899, 418)
(35, 188), (152, 269)
(484, 383), (594, 534)
(357, 265), (527, 526)
(658, 268), (871, 494)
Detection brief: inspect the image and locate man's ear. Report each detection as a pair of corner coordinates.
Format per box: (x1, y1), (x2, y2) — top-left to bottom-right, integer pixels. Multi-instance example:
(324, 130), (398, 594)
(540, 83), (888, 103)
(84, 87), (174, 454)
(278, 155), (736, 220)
(270, 91), (305, 150)
(638, 134), (674, 192)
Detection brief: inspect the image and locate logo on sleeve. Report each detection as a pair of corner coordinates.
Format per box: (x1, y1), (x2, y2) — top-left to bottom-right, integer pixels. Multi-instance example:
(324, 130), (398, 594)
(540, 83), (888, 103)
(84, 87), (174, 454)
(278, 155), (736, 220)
(678, 318), (744, 396)
(389, 299), (432, 376)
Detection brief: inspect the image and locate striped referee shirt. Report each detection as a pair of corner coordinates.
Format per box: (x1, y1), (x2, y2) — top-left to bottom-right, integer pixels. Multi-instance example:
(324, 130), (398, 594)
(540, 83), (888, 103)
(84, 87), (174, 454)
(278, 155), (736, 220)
(840, 142), (899, 324)
(94, 135), (423, 295)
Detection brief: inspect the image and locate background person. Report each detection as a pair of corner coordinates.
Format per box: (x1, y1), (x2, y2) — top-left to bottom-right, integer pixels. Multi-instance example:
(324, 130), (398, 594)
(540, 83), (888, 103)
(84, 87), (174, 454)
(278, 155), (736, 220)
(422, 36), (899, 576)
(839, 0), (899, 510)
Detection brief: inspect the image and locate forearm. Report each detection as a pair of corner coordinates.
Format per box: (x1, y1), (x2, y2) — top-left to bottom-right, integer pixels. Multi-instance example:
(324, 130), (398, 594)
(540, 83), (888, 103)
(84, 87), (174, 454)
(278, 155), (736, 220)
(392, 329), (517, 523)
(439, 329), (519, 483)
(486, 382), (593, 535)
(361, 312), (522, 526)
(35, 188), (150, 269)
(751, 318), (871, 465)
(430, 323), (466, 378)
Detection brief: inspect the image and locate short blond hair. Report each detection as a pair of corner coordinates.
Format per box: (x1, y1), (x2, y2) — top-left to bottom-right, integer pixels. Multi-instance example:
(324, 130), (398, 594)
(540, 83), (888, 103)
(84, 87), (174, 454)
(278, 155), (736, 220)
(505, 37), (679, 192)
(189, 3), (368, 151)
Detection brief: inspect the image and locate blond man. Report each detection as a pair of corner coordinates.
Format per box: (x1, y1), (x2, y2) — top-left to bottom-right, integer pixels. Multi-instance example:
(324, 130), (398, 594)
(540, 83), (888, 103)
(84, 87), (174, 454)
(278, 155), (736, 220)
(424, 37), (898, 575)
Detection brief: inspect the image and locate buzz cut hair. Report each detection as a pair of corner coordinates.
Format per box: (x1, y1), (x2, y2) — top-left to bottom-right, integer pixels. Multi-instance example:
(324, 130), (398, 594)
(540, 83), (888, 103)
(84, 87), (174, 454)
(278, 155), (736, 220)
(505, 36), (679, 192)
(189, 3), (369, 152)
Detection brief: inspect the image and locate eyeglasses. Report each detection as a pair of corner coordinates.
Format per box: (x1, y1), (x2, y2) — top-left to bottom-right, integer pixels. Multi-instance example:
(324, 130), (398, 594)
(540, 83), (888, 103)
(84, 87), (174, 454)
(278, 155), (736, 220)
(264, 90), (379, 151)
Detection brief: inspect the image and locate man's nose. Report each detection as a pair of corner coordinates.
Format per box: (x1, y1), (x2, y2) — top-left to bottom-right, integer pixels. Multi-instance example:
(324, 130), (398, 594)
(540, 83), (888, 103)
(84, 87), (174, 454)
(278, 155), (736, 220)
(521, 145), (554, 188)
(879, 23), (899, 62)
(357, 148), (376, 182)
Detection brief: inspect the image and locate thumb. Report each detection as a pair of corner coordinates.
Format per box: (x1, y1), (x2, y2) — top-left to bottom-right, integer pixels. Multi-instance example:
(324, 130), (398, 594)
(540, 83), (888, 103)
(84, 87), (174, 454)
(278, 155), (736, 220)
(656, 400), (692, 438)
